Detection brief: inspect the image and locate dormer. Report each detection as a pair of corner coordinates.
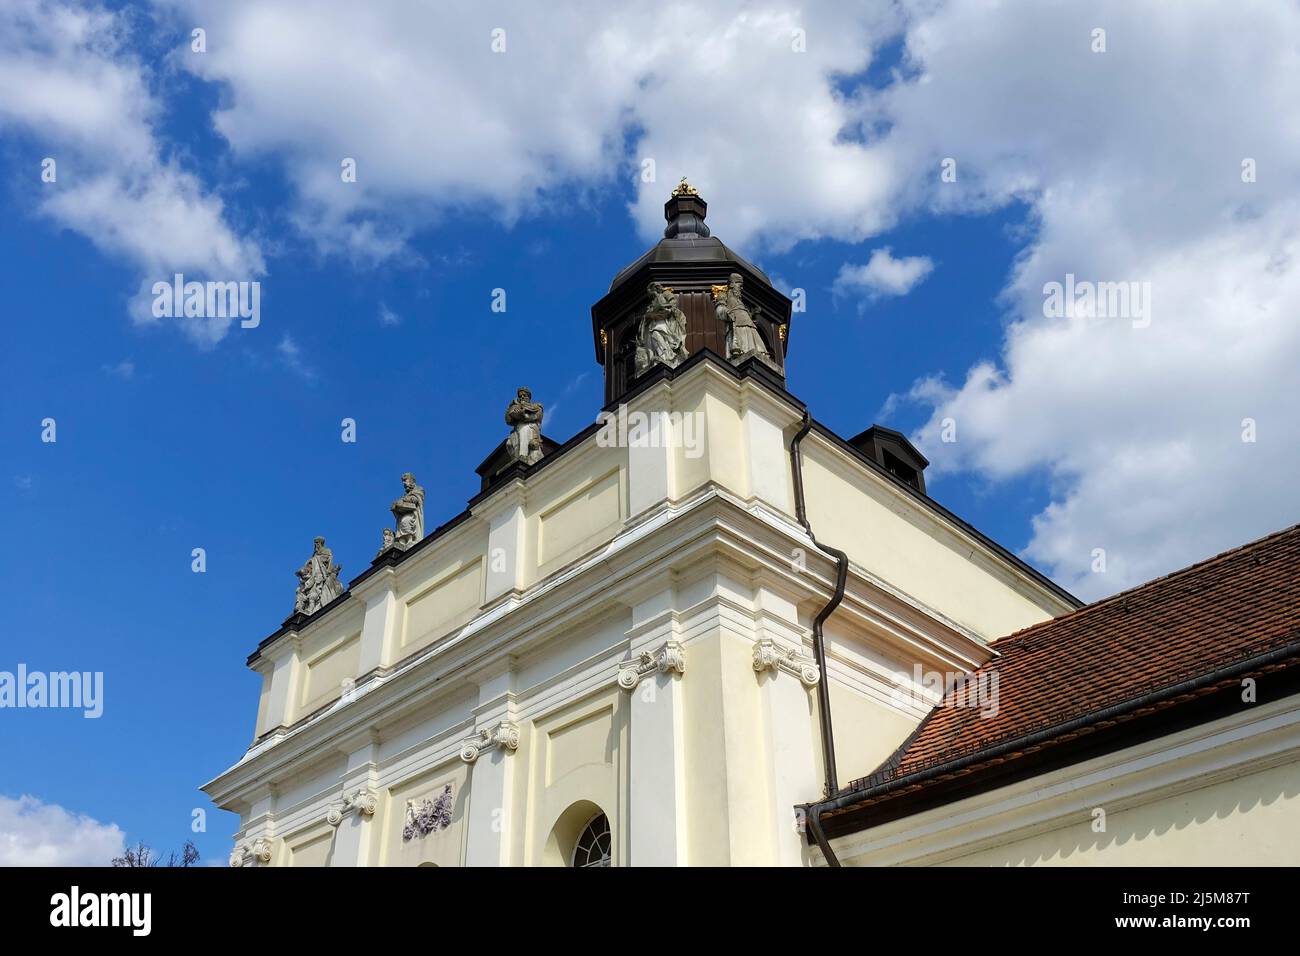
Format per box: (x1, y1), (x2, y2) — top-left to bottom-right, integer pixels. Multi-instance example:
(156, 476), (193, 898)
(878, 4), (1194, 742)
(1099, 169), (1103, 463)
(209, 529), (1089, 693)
(848, 425), (929, 494)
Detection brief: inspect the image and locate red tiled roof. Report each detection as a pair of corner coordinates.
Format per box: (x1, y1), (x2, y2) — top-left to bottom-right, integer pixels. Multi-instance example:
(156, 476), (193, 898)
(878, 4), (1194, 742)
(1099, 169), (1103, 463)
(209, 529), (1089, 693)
(850, 523), (1300, 793)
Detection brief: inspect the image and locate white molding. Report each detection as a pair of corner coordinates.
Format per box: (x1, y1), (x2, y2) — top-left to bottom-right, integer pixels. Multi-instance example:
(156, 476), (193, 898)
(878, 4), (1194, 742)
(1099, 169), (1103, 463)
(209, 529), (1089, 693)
(827, 695), (1300, 866)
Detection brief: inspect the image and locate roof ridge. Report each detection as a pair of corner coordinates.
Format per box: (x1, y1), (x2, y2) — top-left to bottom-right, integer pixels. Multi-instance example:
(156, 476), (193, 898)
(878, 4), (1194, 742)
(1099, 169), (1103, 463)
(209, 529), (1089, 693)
(990, 521), (1300, 649)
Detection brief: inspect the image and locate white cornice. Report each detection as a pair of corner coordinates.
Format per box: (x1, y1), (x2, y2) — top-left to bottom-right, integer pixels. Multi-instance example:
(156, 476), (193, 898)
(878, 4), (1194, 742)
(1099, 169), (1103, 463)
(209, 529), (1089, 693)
(204, 487), (996, 805)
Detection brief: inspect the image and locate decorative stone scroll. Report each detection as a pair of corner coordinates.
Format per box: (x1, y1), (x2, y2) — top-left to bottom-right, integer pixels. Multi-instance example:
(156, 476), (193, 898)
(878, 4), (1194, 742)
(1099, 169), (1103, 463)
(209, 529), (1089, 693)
(326, 787), (379, 827)
(617, 639), (686, 691)
(378, 471), (425, 556)
(229, 837), (273, 868)
(505, 387), (545, 466)
(293, 536), (344, 616)
(752, 637), (820, 688)
(460, 720), (521, 763)
(402, 784), (455, 842)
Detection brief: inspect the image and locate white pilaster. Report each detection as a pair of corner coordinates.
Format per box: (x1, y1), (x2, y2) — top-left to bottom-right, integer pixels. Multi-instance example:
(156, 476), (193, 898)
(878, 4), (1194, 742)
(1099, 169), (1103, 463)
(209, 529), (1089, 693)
(262, 636), (302, 734)
(329, 734), (380, 867)
(462, 664), (519, 866)
(740, 384), (798, 513)
(752, 586), (821, 866)
(354, 568), (399, 675)
(624, 388), (674, 519)
(623, 587), (688, 865)
(230, 786), (277, 867)
(474, 480), (528, 605)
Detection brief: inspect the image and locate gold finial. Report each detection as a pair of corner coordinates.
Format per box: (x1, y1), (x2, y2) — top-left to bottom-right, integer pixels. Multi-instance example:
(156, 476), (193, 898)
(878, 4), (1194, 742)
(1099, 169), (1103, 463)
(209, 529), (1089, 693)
(672, 176), (700, 198)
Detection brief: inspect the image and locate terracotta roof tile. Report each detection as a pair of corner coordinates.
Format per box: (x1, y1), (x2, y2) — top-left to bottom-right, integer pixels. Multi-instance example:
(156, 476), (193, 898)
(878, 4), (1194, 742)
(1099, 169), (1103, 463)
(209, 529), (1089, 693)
(850, 523), (1300, 792)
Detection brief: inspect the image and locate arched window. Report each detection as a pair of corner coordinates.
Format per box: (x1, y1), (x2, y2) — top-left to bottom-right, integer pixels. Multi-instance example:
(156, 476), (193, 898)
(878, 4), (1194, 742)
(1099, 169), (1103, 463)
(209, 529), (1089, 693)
(571, 812), (612, 868)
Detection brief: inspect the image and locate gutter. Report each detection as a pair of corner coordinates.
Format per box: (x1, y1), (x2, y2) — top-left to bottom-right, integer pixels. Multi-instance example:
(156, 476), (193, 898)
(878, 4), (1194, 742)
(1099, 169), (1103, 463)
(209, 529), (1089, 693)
(789, 411), (850, 866)
(801, 635), (1300, 866)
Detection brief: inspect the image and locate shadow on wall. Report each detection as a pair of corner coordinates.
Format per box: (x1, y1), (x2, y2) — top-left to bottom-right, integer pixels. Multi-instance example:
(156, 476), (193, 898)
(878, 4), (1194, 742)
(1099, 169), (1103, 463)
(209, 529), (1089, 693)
(544, 799), (608, 867)
(939, 761), (1300, 866)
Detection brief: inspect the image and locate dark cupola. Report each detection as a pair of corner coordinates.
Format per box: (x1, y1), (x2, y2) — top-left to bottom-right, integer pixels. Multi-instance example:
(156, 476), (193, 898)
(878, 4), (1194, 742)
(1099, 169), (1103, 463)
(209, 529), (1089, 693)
(591, 180), (793, 403)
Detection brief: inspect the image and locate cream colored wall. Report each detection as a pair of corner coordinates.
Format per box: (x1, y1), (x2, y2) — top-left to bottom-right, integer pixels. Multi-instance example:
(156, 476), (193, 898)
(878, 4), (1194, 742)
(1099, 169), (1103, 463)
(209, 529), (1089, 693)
(399, 562), (482, 657)
(284, 825), (334, 867)
(798, 440), (1066, 641)
(678, 628), (779, 865)
(523, 688), (627, 865)
(679, 627), (730, 864)
(827, 698), (1300, 868)
(938, 758), (1300, 866)
(824, 683), (920, 789)
(532, 466), (624, 577)
(251, 442), (632, 737)
(298, 630), (361, 716)
(252, 670), (272, 739)
(381, 763), (470, 867)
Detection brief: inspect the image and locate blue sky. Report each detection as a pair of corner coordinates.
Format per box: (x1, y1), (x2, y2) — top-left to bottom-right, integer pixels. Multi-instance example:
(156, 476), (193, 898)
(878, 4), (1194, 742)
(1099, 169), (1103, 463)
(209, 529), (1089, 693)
(2, 0), (1297, 865)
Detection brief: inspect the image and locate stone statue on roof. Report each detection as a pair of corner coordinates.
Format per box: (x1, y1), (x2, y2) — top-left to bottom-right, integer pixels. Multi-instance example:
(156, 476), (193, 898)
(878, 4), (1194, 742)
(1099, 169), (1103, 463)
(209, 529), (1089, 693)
(505, 387), (544, 466)
(378, 472), (425, 555)
(294, 536), (344, 616)
(713, 272), (770, 363)
(634, 281), (688, 377)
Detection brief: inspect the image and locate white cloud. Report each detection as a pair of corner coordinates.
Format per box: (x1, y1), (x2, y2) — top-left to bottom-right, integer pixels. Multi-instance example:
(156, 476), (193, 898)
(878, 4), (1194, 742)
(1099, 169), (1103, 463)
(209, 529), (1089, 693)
(275, 333), (315, 380)
(102, 359), (135, 379)
(884, 0), (1300, 598)
(378, 303), (401, 327)
(544, 371), (591, 429)
(158, 0), (903, 256)
(3, 0), (1291, 598)
(0, 0), (263, 345)
(834, 248), (934, 302)
(0, 794), (125, 866)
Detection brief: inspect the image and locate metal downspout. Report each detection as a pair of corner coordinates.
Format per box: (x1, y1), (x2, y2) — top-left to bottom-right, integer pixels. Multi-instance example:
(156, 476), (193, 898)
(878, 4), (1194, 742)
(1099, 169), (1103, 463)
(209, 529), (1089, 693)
(789, 411), (847, 867)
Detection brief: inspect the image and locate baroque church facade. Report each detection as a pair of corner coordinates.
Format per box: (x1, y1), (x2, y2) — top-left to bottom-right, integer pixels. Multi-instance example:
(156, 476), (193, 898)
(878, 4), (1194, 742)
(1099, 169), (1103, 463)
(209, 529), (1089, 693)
(204, 183), (1300, 867)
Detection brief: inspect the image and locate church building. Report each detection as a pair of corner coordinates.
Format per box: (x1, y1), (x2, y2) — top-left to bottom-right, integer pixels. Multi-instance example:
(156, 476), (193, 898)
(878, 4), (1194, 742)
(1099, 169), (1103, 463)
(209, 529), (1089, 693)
(204, 183), (1300, 867)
